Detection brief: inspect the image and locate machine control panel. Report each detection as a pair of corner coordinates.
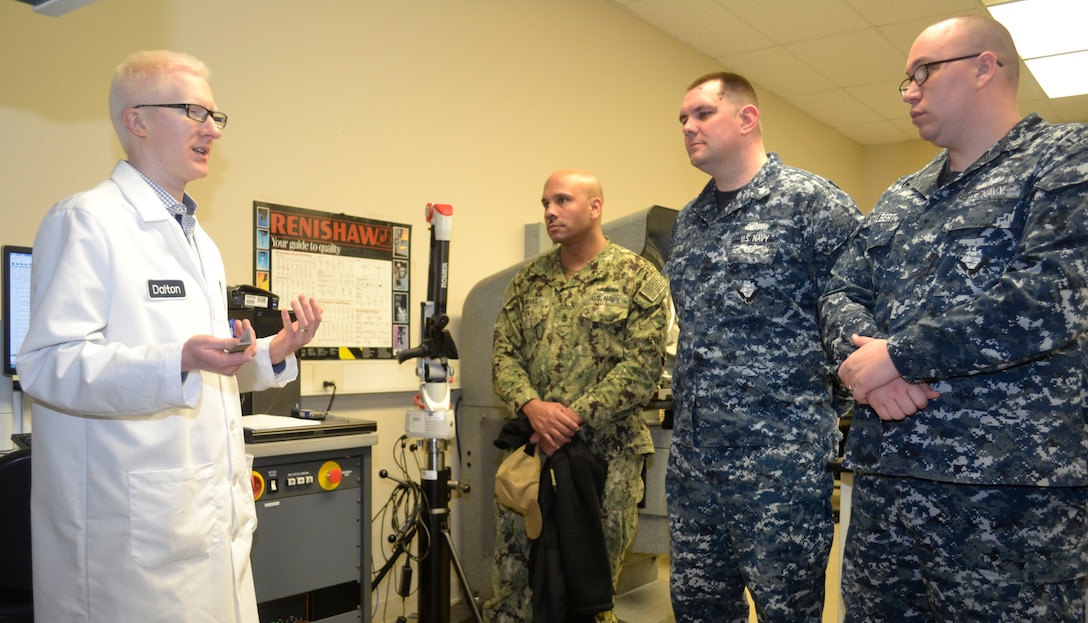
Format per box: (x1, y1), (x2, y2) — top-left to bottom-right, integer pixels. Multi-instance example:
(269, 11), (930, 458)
(251, 457), (360, 501)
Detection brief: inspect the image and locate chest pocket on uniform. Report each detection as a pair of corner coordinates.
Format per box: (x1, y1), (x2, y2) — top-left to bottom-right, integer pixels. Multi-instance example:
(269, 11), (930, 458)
(581, 302), (629, 325)
(942, 200), (1018, 278)
(579, 296), (629, 342)
(522, 301), (553, 342)
(726, 222), (780, 266)
(863, 218), (903, 263)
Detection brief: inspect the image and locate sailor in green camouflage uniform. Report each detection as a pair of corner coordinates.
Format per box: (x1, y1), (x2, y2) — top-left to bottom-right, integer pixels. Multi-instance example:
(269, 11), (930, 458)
(666, 72), (861, 623)
(483, 169), (668, 623)
(820, 16), (1088, 622)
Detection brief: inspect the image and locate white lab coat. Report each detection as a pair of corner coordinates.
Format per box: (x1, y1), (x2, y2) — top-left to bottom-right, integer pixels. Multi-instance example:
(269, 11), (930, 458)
(17, 161), (297, 623)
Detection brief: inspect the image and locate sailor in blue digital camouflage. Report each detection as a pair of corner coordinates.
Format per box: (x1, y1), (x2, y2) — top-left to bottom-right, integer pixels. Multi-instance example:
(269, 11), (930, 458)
(484, 169), (668, 623)
(666, 72), (861, 623)
(819, 15), (1088, 622)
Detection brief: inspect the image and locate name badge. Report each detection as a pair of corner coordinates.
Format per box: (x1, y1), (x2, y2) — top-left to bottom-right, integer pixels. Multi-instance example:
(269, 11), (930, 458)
(148, 280), (186, 299)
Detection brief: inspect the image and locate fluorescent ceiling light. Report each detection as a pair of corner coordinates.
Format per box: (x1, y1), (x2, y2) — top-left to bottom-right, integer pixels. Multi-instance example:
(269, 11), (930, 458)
(1025, 52), (1088, 99)
(987, 0), (1088, 98)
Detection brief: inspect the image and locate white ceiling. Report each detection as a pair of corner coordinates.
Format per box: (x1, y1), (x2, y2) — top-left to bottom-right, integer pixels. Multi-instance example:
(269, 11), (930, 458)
(609, 0), (1088, 145)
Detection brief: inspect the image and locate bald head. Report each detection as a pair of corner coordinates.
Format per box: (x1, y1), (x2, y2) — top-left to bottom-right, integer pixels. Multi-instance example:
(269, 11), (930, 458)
(544, 169), (603, 203)
(540, 169), (606, 252)
(921, 16), (1020, 86)
(906, 15), (1023, 168)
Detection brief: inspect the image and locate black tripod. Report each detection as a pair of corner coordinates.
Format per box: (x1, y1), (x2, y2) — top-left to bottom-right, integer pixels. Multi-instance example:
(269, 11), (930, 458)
(380, 203), (481, 623)
(375, 442), (480, 623)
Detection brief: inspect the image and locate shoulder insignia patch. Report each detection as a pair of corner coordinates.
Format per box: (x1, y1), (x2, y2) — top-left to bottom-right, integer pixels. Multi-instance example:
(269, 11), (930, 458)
(635, 272), (668, 307)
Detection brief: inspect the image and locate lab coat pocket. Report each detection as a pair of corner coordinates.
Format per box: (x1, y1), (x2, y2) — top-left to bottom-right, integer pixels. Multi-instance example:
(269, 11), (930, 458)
(129, 463), (222, 569)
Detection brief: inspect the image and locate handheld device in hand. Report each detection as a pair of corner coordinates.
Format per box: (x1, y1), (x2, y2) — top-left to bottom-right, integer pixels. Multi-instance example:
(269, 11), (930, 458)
(228, 330), (253, 353)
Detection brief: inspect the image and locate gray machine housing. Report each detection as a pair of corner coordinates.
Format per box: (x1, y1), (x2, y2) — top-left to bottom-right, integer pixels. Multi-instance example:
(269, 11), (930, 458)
(457, 206), (677, 602)
(249, 440), (374, 623)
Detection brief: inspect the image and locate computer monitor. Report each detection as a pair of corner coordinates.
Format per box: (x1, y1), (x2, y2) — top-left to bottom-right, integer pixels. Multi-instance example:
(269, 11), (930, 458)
(2, 245), (33, 377)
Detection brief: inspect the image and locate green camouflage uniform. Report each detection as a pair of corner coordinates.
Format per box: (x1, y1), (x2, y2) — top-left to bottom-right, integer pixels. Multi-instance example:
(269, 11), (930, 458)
(484, 240), (668, 623)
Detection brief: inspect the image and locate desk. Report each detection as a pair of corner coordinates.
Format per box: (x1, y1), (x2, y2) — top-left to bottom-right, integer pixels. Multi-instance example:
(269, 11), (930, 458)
(248, 431), (377, 623)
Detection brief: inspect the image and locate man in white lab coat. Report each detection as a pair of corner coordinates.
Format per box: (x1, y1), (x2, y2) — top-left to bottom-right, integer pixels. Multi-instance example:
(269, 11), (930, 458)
(16, 50), (322, 623)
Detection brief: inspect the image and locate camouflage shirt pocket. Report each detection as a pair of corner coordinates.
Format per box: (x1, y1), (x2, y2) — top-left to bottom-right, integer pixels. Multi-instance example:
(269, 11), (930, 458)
(579, 301), (630, 340)
(522, 301), (552, 342)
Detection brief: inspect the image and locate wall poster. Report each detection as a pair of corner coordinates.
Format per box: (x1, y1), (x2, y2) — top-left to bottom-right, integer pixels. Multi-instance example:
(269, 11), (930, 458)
(253, 201), (411, 361)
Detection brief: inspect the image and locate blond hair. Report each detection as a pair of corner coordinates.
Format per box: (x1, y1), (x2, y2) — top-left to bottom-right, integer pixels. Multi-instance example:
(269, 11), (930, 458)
(108, 50), (210, 151)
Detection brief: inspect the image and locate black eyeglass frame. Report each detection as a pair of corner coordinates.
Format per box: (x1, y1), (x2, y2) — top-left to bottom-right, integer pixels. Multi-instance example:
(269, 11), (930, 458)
(133, 103), (228, 129)
(898, 52), (1004, 96)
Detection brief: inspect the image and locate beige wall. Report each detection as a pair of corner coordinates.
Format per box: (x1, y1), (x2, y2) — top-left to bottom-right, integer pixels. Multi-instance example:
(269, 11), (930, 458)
(859, 139), (942, 211)
(0, 0), (937, 617)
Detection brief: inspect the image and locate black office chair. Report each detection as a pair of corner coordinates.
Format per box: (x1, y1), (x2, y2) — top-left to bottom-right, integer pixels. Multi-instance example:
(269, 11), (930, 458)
(0, 448), (32, 623)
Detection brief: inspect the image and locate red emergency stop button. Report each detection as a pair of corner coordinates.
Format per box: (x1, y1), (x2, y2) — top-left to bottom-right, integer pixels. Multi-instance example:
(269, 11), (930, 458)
(318, 461), (344, 490)
(251, 471), (266, 500)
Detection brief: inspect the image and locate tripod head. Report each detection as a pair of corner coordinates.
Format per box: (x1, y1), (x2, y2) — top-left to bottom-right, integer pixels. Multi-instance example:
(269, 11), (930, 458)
(395, 311), (458, 365)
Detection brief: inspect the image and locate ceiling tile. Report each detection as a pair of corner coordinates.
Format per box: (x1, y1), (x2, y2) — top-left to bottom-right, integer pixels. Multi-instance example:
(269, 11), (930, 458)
(891, 117), (922, 140)
(786, 29), (904, 88)
(787, 89), (883, 128)
(717, 46), (833, 97)
(718, 0), (869, 44)
(873, 6), (990, 54)
(612, 0), (1088, 145)
(614, 0), (772, 56)
(843, 0), (985, 26)
(835, 120), (915, 145)
(845, 83), (909, 121)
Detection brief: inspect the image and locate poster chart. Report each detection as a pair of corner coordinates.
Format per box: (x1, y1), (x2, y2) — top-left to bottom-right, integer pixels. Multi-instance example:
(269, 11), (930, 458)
(254, 201), (411, 361)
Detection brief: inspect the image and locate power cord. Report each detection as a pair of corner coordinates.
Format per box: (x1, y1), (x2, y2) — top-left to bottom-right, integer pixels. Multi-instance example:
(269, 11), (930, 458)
(371, 435), (425, 621)
(322, 380), (337, 414)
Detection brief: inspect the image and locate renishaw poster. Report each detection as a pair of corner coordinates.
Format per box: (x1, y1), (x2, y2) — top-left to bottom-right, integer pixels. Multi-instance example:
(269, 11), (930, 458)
(253, 201), (411, 361)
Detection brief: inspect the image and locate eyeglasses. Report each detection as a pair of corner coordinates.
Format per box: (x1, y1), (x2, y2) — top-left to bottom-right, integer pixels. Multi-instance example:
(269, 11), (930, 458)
(898, 53), (1004, 96)
(133, 103), (228, 129)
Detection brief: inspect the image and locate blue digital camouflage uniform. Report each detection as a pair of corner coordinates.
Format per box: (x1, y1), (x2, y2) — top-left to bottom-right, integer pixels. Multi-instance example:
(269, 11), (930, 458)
(819, 114), (1088, 622)
(665, 152), (861, 623)
(484, 240), (668, 623)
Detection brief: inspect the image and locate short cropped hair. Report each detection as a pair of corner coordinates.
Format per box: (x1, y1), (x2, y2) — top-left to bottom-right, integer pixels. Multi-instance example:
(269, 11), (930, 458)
(686, 71), (759, 107)
(951, 15), (1020, 84)
(108, 50), (210, 152)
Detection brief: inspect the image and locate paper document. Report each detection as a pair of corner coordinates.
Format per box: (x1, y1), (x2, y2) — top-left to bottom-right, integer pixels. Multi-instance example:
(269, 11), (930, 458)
(242, 414), (321, 430)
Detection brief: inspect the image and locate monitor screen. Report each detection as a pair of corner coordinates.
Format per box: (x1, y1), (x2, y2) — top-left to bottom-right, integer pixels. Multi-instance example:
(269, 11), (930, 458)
(3, 245), (33, 377)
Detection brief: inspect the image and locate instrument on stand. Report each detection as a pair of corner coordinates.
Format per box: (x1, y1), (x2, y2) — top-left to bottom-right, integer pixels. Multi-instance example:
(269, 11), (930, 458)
(394, 203), (478, 623)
